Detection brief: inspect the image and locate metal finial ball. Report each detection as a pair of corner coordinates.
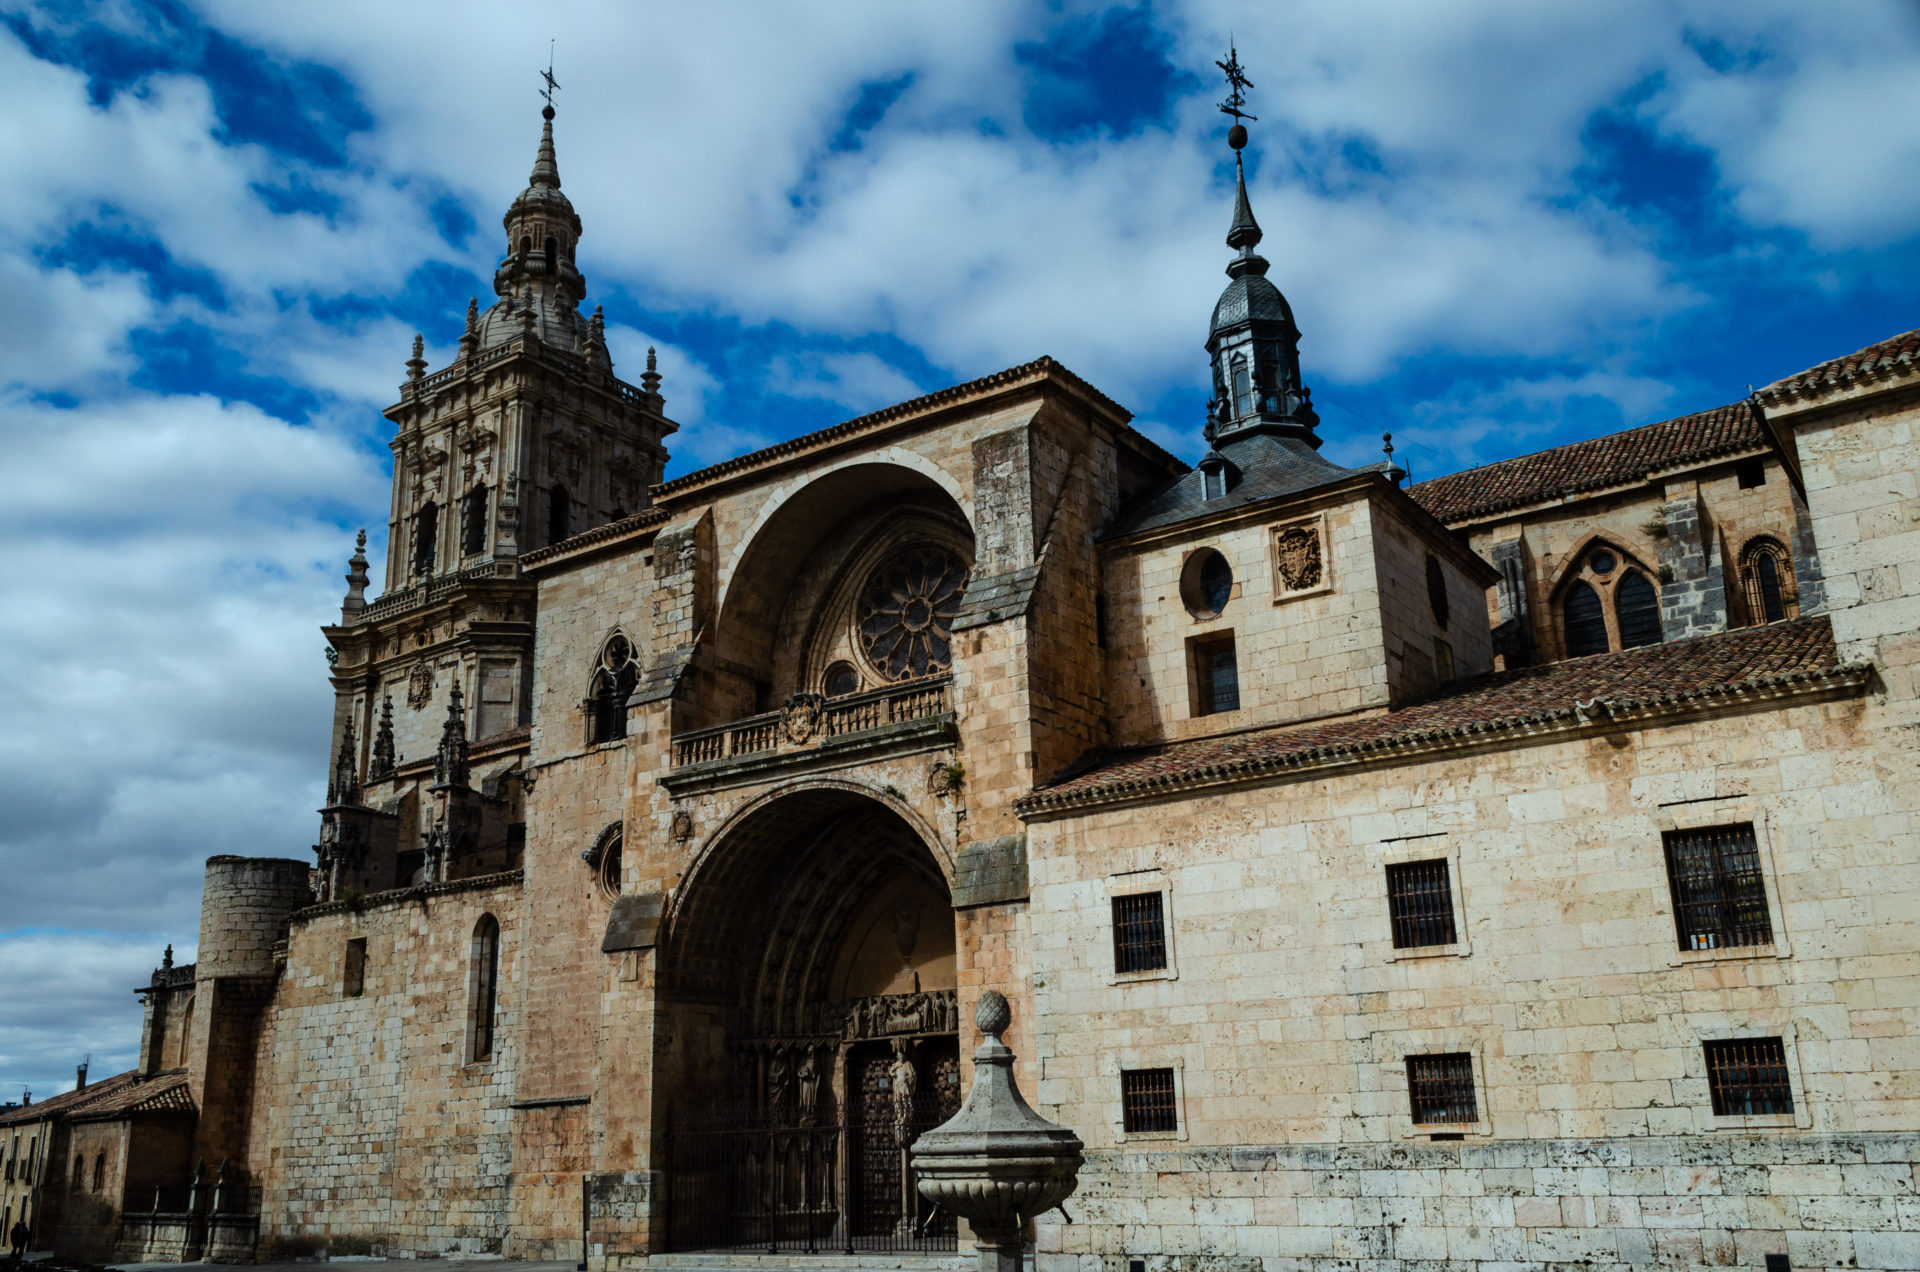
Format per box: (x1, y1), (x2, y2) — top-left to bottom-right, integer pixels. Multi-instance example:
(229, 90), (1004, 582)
(974, 989), (1012, 1037)
(542, 104), (555, 121)
(1228, 123), (1248, 151)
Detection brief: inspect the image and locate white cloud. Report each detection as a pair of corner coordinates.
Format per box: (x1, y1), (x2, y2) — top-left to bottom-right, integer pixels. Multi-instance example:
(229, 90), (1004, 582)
(765, 351), (922, 413)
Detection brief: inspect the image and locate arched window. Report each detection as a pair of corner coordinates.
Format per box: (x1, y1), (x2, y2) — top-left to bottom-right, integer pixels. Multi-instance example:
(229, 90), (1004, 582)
(592, 825), (623, 899)
(1230, 355), (1253, 417)
(589, 634), (638, 744)
(1741, 538), (1796, 625)
(1616, 571), (1664, 648)
(413, 502), (439, 576)
(173, 995), (194, 1069)
(543, 236), (558, 274)
(470, 915), (500, 1063)
(1563, 580), (1608, 657)
(519, 235), (532, 258)
(72, 1156), (84, 1190)
(92, 1153), (104, 1192)
(461, 484), (488, 557)
(548, 486), (570, 546)
(823, 661), (861, 697)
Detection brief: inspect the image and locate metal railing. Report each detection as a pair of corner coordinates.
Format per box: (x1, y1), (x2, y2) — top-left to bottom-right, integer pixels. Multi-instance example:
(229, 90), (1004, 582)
(671, 677), (950, 768)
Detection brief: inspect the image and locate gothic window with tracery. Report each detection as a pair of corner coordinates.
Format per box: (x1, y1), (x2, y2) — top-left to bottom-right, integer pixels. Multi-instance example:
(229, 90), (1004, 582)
(857, 546), (969, 681)
(1616, 571), (1663, 647)
(1559, 543), (1665, 658)
(589, 634), (639, 744)
(1740, 538), (1796, 625)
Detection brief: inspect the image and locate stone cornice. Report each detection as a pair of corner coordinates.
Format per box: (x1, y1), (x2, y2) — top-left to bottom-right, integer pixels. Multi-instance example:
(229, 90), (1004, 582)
(521, 507), (669, 573)
(1015, 661), (1871, 821)
(646, 357), (1144, 503)
(289, 869), (523, 924)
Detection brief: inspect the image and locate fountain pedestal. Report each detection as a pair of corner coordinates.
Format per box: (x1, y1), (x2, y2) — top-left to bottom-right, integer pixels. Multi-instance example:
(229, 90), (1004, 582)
(911, 990), (1084, 1272)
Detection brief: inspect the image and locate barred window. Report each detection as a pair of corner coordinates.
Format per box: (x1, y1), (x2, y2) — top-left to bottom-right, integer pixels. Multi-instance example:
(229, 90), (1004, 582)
(1386, 860), (1457, 949)
(1406, 1052), (1478, 1126)
(1112, 892), (1167, 974)
(1121, 1067), (1178, 1133)
(1664, 823), (1772, 950)
(1194, 635), (1239, 715)
(1706, 1037), (1793, 1117)
(470, 914), (500, 1062)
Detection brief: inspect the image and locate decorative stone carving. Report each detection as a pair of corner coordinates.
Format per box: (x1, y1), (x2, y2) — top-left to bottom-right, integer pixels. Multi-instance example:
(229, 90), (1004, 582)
(670, 809), (694, 843)
(1274, 524), (1323, 592)
(407, 661), (433, 710)
(927, 760), (960, 797)
(797, 1047), (821, 1127)
(890, 1039), (918, 1146)
(912, 990), (1084, 1272)
(781, 692), (827, 743)
(843, 989), (958, 1040)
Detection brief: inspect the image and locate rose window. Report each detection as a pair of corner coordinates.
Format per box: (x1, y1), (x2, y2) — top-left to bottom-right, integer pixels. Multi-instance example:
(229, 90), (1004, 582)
(857, 546), (969, 681)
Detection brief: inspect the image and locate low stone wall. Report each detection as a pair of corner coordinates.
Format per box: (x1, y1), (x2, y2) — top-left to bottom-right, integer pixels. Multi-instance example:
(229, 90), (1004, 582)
(1044, 1134), (1920, 1272)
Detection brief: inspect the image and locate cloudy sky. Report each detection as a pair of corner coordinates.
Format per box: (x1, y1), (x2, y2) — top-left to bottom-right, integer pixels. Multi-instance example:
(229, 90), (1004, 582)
(2, 0), (1918, 1100)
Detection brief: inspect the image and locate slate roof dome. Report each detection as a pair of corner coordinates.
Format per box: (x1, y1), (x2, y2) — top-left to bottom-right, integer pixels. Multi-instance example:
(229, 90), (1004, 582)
(1211, 272), (1294, 338)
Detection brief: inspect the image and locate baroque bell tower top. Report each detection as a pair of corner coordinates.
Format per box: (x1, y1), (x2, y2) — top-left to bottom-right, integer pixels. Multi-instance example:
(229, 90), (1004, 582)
(1205, 43), (1318, 447)
(470, 69), (607, 369)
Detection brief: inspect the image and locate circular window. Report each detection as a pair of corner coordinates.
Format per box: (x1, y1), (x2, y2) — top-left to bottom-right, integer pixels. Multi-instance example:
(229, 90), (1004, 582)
(823, 661), (861, 697)
(1589, 549), (1616, 575)
(1426, 554), (1450, 629)
(857, 546), (969, 681)
(595, 828), (622, 899)
(1180, 548), (1234, 618)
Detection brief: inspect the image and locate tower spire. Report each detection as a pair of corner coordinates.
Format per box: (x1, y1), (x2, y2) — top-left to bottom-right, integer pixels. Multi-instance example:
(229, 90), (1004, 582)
(1202, 41), (1317, 445)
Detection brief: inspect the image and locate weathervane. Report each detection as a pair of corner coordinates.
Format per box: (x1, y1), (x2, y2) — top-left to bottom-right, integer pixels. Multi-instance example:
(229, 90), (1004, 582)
(1216, 40), (1256, 127)
(540, 41), (561, 117)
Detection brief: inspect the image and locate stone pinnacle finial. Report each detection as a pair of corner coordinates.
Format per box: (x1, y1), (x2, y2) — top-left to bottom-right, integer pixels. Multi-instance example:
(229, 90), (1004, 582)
(407, 333), (427, 381)
(341, 528), (371, 621)
(641, 345), (662, 398)
(370, 694), (397, 779)
(163, 944), (173, 970)
(433, 681), (470, 788)
(460, 297), (480, 356)
(974, 988), (1011, 1040)
(329, 717), (361, 807)
(530, 99), (561, 190)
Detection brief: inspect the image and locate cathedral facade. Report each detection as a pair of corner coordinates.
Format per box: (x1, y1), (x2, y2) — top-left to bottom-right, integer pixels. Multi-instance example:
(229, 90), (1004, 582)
(16, 97), (1920, 1272)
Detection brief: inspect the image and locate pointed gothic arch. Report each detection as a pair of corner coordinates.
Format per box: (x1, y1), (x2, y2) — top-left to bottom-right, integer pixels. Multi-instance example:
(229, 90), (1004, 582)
(1740, 536), (1797, 625)
(1548, 537), (1664, 659)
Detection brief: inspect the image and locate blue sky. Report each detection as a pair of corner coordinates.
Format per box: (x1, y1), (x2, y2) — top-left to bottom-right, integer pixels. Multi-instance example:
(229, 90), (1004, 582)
(1, 0), (1917, 1099)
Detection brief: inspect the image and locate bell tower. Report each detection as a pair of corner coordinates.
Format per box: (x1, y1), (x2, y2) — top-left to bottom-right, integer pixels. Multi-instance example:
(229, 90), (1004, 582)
(320, 87), (678, 893)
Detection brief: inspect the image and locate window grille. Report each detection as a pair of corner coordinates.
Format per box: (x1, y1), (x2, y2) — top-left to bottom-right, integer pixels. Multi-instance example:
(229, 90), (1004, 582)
(1563, 580), (1608, 656)
(1664, 823), (1772, 950)
(1616, 571), (1663, 648)
(1195, 637), (1239, 715)
(1742, 539), (1795, 625)
(1705, 1037), (1793, 1116)
(1120, 1068), (1178, 1133)
(1406, 1052), (1478, 1125)
(1111, 892), (1167, 973)
(1386, 860), (1457, 948)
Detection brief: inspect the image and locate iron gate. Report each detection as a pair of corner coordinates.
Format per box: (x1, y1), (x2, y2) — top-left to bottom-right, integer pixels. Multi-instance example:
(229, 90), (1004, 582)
(664, 1100), (958, 1253)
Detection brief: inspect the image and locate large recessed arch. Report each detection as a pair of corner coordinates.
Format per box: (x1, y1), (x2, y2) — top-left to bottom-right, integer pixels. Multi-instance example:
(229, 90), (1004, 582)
(703, 462), (977, 723)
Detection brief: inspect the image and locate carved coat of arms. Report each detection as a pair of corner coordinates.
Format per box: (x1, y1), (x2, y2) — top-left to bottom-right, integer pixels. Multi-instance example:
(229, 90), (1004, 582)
(1275, 525), (1324, 592)
(407, 660), (434, 710)
(781, 692), (827, 744)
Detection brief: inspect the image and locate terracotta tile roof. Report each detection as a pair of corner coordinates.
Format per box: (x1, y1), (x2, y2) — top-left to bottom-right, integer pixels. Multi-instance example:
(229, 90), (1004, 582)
(1757, 326), (1920, 406)
(0, 1069), (142, 1125)
(1019, 616), (1861, 816)
(521, 506), (668, 568)
(1406, 400), (1764, 525)
(67, 1071), (194, 1120)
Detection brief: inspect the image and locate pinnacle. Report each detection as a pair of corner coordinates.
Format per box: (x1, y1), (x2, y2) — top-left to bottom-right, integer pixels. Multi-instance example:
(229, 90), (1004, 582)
(530, 113), (561, 190)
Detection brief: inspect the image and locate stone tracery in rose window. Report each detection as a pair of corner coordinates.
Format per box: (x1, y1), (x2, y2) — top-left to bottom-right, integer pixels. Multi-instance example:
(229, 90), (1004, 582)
(856, 545), (969, 681)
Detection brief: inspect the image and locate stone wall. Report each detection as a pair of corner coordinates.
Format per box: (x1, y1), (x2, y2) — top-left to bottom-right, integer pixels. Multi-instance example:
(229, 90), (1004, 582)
(255, 874), (520, 1257)
(1044, 1133), (1920, 1271)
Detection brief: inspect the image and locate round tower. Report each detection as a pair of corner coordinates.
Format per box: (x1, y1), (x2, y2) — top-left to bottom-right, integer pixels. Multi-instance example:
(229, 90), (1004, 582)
(197, 855), (313, 978)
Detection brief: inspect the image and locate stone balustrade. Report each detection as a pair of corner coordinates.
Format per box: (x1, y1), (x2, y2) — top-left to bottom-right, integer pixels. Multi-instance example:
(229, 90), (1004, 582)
(671, 676), (952, 768)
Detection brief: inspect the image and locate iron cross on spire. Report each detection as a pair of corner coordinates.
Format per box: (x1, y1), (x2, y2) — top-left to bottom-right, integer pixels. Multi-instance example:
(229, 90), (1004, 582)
(1216, 41), (1256, 123)
(540, 42), (561, 113)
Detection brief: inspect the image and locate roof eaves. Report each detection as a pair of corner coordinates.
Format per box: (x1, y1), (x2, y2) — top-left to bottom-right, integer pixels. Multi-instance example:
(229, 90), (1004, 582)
(1015, 656), (1868, 820)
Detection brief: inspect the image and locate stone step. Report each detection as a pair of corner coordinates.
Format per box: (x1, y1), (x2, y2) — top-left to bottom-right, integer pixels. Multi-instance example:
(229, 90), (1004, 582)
(641, 1254), (981, 1272)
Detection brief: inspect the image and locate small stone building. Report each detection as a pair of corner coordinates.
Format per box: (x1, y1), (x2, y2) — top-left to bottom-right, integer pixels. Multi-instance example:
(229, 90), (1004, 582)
(44, 98), (1920, 1271)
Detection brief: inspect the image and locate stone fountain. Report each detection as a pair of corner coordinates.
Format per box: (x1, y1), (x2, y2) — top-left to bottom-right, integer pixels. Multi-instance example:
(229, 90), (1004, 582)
(912, 989), (1084, 1272)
